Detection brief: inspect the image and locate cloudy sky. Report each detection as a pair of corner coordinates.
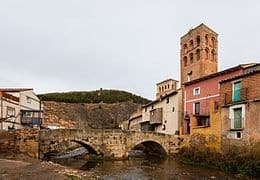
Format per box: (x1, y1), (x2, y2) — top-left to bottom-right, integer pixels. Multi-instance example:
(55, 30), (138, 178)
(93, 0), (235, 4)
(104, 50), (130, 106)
(0, 1), (260, 100)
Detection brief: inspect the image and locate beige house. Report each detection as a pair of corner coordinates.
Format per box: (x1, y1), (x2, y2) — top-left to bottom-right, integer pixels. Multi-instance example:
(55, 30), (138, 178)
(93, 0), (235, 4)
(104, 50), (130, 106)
(0, 88), (43, 130)
(122, 79), (182, 135)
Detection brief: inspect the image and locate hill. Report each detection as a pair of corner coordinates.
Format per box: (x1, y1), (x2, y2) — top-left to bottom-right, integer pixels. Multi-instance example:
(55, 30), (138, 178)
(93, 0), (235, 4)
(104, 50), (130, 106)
(39, 90), (151, 129)
(38, 89), (150, 104)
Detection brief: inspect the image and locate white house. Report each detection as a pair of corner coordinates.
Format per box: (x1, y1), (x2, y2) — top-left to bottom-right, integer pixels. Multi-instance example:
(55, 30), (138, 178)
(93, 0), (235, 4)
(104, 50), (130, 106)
(0, 88), (43, 130)
(122, 79), (182, 135)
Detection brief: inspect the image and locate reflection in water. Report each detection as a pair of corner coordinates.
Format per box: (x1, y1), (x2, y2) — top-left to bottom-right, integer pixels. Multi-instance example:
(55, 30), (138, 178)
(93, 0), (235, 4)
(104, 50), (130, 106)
(53, 155), (248, 180)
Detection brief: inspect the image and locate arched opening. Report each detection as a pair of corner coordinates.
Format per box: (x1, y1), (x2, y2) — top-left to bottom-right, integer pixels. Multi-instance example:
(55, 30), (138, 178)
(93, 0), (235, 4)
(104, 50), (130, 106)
(42, 140), (98, 160)
(196, 49), (200, 61)
(129, 140), (167, 157)
(183, 43), (187, 53)
(190, 53), (194, 64)
(205, 48), (209, 60)
(72, 140), (98, 155)
(211, 37), (216, 48)
(205, 34), (209, 45)
(211, 49), (215, 61)
(184, 56), (188, 67)
(196, 35), (200, 46)
(189, 40), (194, 48)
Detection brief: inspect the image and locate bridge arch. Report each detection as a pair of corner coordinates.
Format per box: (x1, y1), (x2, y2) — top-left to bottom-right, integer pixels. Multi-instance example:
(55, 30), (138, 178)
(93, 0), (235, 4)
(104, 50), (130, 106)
(128, 139), (168, 156)
(71, 140), (98, 155)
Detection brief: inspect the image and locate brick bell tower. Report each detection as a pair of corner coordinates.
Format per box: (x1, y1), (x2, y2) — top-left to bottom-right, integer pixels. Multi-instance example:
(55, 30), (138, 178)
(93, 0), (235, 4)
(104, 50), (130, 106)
(180, 23), (218, 84)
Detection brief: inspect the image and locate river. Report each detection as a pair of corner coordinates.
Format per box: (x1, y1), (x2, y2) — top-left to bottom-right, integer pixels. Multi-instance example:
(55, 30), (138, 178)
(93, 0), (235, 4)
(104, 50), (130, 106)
(52, 156), (248, 179)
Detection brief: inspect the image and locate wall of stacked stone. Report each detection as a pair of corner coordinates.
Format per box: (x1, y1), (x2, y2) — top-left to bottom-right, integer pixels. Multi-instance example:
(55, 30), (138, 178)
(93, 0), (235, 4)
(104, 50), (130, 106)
(0, 129), (40, 158)
(0, 130), (16, 154)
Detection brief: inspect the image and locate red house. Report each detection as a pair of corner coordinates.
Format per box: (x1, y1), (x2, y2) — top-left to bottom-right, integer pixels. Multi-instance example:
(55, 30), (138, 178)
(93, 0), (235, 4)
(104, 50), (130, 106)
(182, 63), (257, 134)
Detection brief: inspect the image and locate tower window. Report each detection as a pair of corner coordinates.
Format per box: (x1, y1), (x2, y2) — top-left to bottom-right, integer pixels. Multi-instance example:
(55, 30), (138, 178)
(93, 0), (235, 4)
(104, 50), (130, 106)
(196, 49), (200, 60)
(196, 36), (200, 46)
(183, 44), (187, 53)
(168, 84), (170, 89)
(190, 53), (193, 63)
(205, 35), (209, 45)
(211, 37), (216, 48)
(159, 87), (161, 92)
(205, 48), (209, 60)
(189, 40), (194, 48)
(211, 50), (215, 61)
(184, 56), (188, 67)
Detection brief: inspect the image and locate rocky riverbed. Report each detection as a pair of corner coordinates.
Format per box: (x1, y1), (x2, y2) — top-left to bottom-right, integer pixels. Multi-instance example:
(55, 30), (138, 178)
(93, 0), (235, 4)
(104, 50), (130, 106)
(0, 154), (89, 180)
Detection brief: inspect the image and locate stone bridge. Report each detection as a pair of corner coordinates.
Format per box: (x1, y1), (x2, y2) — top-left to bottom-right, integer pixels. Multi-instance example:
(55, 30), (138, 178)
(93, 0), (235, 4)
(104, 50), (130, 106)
(39, 129), (180, 158)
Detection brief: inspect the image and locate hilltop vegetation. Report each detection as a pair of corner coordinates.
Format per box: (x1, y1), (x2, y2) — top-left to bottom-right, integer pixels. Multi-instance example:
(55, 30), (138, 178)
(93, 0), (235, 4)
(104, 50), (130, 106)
(38, 89), (150, 104)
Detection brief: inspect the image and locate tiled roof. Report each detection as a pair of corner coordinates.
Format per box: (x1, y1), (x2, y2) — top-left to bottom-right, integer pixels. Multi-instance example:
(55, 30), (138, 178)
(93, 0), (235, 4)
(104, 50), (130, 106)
(156, 78), (179, 85)
(220, 69), (260, 83)
(0, 88), (33, 92)
(142, 88), (180, 108)
(183, 63), (258, 86)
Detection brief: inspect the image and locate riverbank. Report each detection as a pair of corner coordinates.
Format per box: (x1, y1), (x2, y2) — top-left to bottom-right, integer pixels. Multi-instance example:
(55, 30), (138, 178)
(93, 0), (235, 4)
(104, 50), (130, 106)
(177, 147), (260, 178)
(0, 154), (89, 179)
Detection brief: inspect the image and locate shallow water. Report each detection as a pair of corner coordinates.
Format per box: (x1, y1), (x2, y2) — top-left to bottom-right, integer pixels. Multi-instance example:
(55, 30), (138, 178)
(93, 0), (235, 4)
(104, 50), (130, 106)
(54, 156), (249, 180)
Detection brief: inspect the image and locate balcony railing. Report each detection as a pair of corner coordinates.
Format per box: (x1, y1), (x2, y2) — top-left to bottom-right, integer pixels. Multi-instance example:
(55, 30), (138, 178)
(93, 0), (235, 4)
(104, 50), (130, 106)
(223, 88), (248, 105)
(194, 108), (210, 116)
(21, 117), (43, 126)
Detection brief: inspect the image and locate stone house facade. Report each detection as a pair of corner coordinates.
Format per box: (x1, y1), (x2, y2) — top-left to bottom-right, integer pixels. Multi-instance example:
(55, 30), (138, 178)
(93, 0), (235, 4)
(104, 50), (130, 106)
(220, 68), (260, 150)
(122, 79), (182, 135)
(0, 88), (43, 130)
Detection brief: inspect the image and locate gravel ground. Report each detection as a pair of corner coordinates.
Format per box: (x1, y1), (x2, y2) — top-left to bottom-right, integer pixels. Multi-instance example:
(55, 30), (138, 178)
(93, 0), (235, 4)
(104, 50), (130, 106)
(0, 154), (90, 180)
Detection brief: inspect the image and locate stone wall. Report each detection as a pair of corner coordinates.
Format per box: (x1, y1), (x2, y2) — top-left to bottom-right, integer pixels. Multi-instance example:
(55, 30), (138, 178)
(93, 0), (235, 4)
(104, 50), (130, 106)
(0, 129), (39, 158)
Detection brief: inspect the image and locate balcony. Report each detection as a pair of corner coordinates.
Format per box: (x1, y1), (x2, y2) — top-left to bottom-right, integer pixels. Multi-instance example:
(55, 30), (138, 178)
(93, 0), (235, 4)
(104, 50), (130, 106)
(20, 110), (43, 127)
(223, 88), (248, 105)
(21, 117), (43, 126)
(149, 108), (163, 124)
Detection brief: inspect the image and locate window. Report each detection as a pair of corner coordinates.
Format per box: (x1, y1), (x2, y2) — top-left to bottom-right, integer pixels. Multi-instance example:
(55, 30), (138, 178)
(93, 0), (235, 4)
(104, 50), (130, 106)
(236, 132), (242, 139)
(184, 56), (188, 67)
(194, 102), (200, 114)
(193, 87), (200, 95)
(197, 117), (210, 126)
(190, 40), (194, 48)
(211, 37), (216, 48)
(166, 98), (169, 104)
(196, 49), (200, 60)
(229, 104), (245, 130)
(190, 53), (194, 63)
(26, 96), (32, 104)
(196, 36), (200, 46)
(159, 87), (161, 92)
(183, 44), (187, 52)
(205, 48), (209, 60)
(172, 107), (175, 112)
(232, 81), (241, 102)
(205, 35), (209, 45)
(168, 84), (170, 89)
(211, 50), (215, 61)
(7, 107), (15, 117)
(233, 108), (242, 129)
(162, 124), (166, 131)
